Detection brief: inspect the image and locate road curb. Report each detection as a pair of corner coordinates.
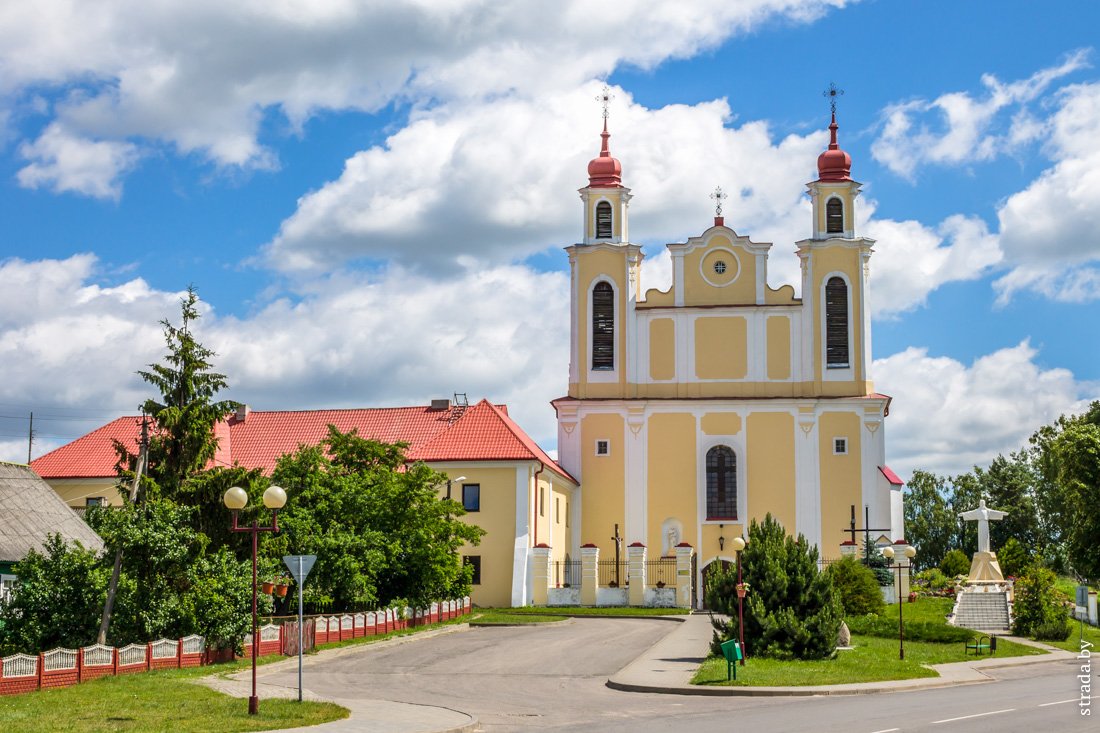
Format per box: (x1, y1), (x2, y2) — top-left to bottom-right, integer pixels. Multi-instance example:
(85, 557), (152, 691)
(605, 676), (988, 696)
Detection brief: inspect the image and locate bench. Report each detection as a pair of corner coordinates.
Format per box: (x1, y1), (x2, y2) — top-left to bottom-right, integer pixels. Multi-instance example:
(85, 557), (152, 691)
(720, 639), (743, 680)
(965, 634), (997, 656)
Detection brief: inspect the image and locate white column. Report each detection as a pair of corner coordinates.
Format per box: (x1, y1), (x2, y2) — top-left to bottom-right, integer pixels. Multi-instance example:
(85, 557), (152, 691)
(511, 466), (531, 607)
(625, 407), (647, 545)
(580, 544), (600, 606)
(674, 544), (695, 608)
(530, 544), (551, 606)
(627, 543), (647, 606)
(795, 411), (822, 551)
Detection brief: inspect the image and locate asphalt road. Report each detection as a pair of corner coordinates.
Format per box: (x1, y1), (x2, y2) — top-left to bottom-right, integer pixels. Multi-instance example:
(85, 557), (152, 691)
(259, 618), (1094, 733)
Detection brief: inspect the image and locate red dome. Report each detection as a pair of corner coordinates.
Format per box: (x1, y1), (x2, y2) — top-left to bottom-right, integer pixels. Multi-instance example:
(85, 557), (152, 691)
(817, 113), (852, 182)
(587, 120), (622, 187)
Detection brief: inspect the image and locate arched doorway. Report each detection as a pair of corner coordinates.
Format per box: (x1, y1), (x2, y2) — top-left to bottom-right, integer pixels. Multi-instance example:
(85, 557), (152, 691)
(699, 558), (733, 610)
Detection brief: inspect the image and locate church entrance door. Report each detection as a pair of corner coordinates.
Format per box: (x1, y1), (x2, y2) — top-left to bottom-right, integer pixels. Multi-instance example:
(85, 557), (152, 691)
(699, 559), (733, 610)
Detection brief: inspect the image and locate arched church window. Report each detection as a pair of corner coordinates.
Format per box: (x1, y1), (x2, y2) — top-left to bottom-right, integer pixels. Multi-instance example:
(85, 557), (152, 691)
(825, 277), (849, 368)
(826, 197), (844, 234)
(591, 281), (614, 370)
(595, 201), (613, 239)
(705, 446), (737, 520)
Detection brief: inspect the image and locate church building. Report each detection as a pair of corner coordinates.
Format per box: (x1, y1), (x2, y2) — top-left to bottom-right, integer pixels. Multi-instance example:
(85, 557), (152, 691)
(553, 101), (905, 597)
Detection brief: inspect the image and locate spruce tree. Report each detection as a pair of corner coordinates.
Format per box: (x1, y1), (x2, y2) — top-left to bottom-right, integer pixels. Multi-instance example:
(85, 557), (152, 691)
(710, 513), (841, 660)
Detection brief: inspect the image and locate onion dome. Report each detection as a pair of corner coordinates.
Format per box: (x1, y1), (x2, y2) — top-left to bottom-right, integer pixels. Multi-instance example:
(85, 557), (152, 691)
(817, 112), (852, 182)
(587, 118), (622, 187)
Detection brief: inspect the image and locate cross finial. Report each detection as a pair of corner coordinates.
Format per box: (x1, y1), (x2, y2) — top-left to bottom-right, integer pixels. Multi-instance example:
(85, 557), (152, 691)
(823, 82), (844, 115)
(710, 186), (728, 217)
(596, 84), (614, 120)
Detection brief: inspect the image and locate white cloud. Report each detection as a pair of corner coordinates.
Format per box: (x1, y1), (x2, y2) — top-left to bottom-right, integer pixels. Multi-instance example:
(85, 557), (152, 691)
(16, 122), (139, 199)
(874, 341), (1092, 478)
(871, 50), (1089, 179)
(0, 0), (848, 190)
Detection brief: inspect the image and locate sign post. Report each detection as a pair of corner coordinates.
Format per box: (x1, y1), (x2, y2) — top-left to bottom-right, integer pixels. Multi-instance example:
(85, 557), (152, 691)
(284, 554), (317, 702)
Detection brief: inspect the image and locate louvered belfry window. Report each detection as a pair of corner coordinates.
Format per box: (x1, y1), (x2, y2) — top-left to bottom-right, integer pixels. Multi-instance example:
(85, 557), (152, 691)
(825, 276), (849, 368)
(591, 281), (615, 371)
(706, 446), (737, 520)
(595, 201), (613, 239)
(826, 197), (844, 234)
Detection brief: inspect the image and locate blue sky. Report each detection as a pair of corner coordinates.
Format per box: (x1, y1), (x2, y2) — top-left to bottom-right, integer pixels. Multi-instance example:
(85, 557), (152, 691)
(0, 0), (1096, 477)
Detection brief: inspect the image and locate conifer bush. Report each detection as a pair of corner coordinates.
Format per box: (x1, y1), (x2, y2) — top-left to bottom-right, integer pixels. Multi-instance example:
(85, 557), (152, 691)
(709, 514), (841, 660)
(826, 556), (885, 616)
(939, 549), (970, 578)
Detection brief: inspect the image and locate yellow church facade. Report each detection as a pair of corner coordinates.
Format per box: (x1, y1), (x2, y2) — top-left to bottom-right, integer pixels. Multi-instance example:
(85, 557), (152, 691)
(552, 109), (905, 602)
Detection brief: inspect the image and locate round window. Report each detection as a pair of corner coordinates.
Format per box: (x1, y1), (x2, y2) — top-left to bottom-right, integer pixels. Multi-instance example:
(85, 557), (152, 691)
(714, 260), (727, 274)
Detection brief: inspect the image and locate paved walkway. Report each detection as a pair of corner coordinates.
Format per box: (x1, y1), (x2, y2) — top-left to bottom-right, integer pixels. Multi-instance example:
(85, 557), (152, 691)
(607, 612), (1080, 696)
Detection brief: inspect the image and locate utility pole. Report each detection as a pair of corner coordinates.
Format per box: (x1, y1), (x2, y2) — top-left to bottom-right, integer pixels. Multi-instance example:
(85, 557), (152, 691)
(27, 412), (33, 463)
(97, 415), (149, 644)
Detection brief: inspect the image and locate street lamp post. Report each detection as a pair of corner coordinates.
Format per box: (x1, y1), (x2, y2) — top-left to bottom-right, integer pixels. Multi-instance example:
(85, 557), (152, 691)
(224, 484), (287, 715)
(881, 544), (917, 660)
(730, 536), (747, 666)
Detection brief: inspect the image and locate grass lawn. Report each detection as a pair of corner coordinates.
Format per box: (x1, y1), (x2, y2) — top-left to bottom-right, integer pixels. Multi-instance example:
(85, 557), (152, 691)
(0, 661), (347, 732)
(692, 633), (1044, 687)
(880, 596), (954, 624)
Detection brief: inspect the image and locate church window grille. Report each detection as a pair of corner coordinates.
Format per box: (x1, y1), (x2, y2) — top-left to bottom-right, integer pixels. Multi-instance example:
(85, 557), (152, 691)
(714, 260), (727, 274)
(833, 438), (848, 455)
(825, 277), (849, 368)
(595, 201), (613, 239)
(591, 281), (615, 370)
(595, 439), (610, 456)
(826, 198), (844, 234)
(705, 446), (737, 520)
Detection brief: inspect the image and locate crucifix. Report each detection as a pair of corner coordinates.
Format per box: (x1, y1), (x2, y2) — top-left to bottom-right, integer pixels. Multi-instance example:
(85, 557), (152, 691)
(710, 185), (727, 217)
(843, 504), (890, 558)
(596, 84), (614, 119)
(823, 81), (844, 114)
(959, 499), (1006, 554)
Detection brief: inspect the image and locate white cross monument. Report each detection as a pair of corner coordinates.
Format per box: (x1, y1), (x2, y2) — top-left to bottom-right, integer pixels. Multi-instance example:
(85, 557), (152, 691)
(959, 499), (1007, 582)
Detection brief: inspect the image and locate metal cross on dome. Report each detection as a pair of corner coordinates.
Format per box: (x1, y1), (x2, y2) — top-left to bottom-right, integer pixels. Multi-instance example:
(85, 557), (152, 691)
(710, 186), (727, 217)
(823, 82), (844, 114)
(596, 84), (614, 119)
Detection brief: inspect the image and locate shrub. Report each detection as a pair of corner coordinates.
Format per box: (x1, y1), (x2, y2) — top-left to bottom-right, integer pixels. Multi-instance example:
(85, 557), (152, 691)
(1012, 563), (1072, 640)
(939, 549), (970, 578)
(913, 568), (953, 596)
(703, 561), (739, 617)
(997, 538), (1030, 578)
(709, 514), (841, 660)
(826, 556), (885, 616)
(861, 538), (894, 586)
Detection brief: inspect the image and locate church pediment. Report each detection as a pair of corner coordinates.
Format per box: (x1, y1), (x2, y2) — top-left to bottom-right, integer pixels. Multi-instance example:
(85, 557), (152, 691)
(665, 226), (773, 307)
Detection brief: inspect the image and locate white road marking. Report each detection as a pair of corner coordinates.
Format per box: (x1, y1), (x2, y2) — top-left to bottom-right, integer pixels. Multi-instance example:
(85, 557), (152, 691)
(931, 708), (1015, 724)
(1038, 698), (1078, 707)
(869, 728), (900, 733)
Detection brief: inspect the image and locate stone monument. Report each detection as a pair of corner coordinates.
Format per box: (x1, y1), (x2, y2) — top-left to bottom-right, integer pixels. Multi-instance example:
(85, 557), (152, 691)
(959, 499), (1007, 582)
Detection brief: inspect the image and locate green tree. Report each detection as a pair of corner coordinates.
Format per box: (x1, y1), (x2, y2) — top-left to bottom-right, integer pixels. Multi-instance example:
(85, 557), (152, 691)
(861, 536), (893, 586)
(825, 556), (885, 616)
(710, 514), (841, 660)
(947, 471), (982, 555)
(180, 546), (256, 652)
(1012, 563), (1071, 641)
(997, 537), (1030, 578)
(979, 454), (1040, 550)
(0, 536), (107, 655)
(128, 286), (239, 502)
(939, 548), (970, 578)
(267, 427), (485, 610)
(903, 470), (955, 572)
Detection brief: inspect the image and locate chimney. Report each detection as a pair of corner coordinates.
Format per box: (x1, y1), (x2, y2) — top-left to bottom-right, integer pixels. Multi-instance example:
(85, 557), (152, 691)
(429, 399), (451, 411)
(235, 404), (250, 422)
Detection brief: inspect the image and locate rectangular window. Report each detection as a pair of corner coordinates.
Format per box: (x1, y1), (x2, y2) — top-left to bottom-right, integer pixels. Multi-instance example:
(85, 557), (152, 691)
(463, 556), (481, 585)
(555, 497), (561, 524)
(86, 497), (105, 507)
(595, 439), (610, 456)
(0, 574), (15, 604)
(462, 484), (480, 512)
(565, 500), (570, 527)
(833, 438), (848, 455)
(540, 487), (546, 517)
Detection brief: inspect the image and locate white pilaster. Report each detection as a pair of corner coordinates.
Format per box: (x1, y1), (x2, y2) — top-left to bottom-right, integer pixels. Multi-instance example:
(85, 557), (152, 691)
(511, 465), (531, 607)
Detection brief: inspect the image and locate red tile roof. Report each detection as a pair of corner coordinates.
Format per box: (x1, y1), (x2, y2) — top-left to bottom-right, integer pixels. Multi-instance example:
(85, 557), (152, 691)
(31, 400), (574, 483)
(879, 465), (905, 486)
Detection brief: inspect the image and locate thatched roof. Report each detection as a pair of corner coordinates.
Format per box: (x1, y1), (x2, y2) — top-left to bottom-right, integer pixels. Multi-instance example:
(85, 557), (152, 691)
(0, 462), (104, 564)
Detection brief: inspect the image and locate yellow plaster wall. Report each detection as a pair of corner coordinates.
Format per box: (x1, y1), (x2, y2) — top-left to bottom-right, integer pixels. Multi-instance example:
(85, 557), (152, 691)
(811, 245), (867, 393)
(550, 483), (573, 563)
(764, 285), (799, 305)
(681, 235), (759, 306)
(700, 523), (743, 567)
(48, 478), (121, 507)
(766, 316), (792, 380)
(649, 318), (676, 381)
(695, 317), (747, 379)
(746, 412), (796, 532)
(645, 413), (696, 554)
(701, 413), (741, 436)
(434, 465), (518, 609)
(580, 413), (625, 554)
(573, 248), (628, 399)
(817, 412), (863, 554)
